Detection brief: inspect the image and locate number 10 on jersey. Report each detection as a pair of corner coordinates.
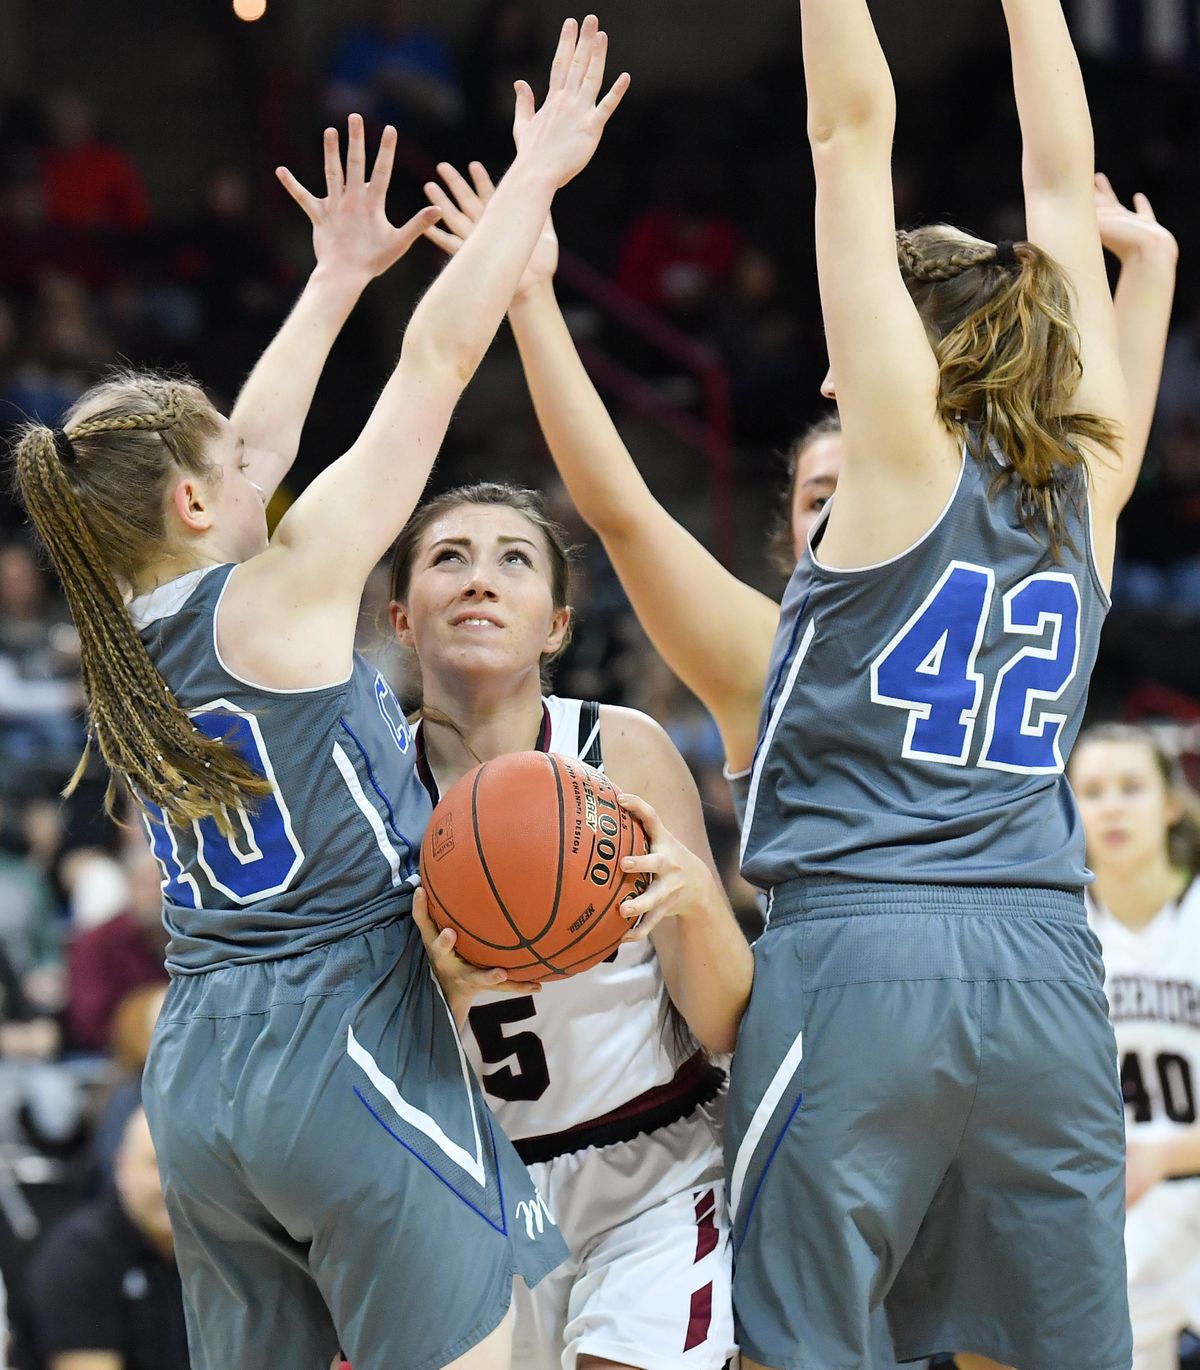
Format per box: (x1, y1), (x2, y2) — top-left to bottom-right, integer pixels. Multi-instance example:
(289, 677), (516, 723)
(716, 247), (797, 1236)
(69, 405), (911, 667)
(871, 561), (1082, 775)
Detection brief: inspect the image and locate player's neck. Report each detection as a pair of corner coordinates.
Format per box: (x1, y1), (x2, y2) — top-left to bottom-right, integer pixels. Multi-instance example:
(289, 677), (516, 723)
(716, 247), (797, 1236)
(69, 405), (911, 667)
(1092, 856), (1188, 932)
(127, 543), (228, 599)
(419, 673), (544, 791)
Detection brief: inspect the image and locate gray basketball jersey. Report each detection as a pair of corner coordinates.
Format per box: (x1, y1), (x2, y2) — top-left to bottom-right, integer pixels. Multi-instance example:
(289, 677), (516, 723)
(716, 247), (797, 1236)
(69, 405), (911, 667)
(130, 564), (431, 973)
(740, 448), (1109, 891)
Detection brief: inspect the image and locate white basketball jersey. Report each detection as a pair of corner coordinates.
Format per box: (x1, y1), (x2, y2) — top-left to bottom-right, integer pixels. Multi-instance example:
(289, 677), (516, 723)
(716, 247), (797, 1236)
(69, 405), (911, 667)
(416, 697), (706, 1154)
(1088, 880), (1200, 1345)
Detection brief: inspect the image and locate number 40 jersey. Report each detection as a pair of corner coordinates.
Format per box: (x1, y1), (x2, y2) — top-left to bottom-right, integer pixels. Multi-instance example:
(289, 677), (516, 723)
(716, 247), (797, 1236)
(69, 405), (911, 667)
(740, 447), (1108, 893)
(1089, 882), (1200, 1348)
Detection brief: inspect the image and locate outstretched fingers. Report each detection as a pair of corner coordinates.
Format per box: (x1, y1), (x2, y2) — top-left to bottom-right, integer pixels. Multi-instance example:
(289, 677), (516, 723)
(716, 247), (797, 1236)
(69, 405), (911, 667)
(437, 161), (485, 219)
(580, 25), (609, 103)
(566, 15), (600, 94)
(345, 112), (368, 186)
(423, 178), (478, 239)
(467, 162), (497, 203)
(393, 204), (444, 255)
(323, 126), (344, 196)
(595, 70), (631, 126)
(275, 166), (321, 221)
(547, 17), (579, 94)
(1132, 191), (1159, 223)
(370, 124), (398, 196)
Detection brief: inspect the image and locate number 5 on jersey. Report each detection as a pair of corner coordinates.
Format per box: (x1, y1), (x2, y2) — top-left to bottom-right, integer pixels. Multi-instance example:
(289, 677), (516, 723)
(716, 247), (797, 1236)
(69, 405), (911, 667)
(872, 562), (1082, 775)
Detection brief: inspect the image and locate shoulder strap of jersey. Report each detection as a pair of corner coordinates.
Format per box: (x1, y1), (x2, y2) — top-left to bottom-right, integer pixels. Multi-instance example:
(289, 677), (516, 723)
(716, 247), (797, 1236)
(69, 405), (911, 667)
(577, 700), (603, 769)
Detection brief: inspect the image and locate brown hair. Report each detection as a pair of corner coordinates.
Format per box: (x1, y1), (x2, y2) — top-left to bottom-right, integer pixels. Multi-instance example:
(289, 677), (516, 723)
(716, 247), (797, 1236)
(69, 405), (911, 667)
(897, 227), (1121, 556)
(389, 482), (576, 718)
(1072, 722), (1200, 873)
(10, 368), (271, 832)
(767, 413), (843, 576)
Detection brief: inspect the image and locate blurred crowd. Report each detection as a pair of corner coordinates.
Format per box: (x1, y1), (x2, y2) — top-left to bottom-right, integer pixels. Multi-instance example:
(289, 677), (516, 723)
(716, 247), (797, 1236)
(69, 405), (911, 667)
(0, 0), (1198, 1364)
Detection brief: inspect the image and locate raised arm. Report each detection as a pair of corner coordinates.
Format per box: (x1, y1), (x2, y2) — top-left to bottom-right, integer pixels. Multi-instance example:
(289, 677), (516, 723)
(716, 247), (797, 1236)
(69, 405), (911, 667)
(229, 116), (441, 503)
(1000, 0), (1129, 492)
(797, 0), (949, 564)
(1095, 174), (1178, 506)
(423, 161), (778, 772)
(228, 18), (630, 687)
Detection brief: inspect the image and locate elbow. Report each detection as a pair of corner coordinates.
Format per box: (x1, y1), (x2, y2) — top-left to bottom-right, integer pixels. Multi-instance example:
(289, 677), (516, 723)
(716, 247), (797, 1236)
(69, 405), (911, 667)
(808, 92), (895, 148)
(401, 325), (482, 391)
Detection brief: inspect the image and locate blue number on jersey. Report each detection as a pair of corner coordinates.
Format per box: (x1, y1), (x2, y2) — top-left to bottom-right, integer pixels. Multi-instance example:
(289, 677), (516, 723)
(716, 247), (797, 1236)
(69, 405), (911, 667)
(980, 572), (1081, 774)
(870, 562), (995, 765)
(872, 565), (1083, 774)
(142, 802), (200, 909)
(191, 702), (304, 903)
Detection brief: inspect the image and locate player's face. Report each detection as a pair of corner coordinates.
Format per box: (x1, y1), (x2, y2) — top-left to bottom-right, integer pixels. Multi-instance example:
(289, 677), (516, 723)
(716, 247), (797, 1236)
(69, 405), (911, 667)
(394, 504), (570, 685)
(791, 433), (843, 559)
(194, 414), (268, 561)
(1070, 739), (1180, 873)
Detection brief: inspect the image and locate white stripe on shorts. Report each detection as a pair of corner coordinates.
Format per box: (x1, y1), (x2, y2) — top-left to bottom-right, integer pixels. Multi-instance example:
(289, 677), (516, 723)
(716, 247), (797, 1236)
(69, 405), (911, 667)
(347, 1024), (487, 1188)
(729, 1029), (804, 1223)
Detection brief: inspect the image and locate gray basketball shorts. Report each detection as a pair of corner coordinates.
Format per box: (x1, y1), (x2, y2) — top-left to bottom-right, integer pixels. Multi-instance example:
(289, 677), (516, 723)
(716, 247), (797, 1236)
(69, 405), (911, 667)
(725, 880), (1132, 1370)
(142, 917), (567, 1370)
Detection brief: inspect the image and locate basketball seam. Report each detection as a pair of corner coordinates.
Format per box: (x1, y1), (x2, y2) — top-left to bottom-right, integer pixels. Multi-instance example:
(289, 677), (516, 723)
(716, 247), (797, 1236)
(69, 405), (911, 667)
(471, 761), (561, 974)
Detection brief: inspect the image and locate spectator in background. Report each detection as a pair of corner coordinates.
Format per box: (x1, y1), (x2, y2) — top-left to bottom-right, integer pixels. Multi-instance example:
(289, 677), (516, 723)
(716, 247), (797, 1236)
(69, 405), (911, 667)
(616, 168), (740, 329)
(0, 934), (80, 1153)
(67, 845), (167, 1053)
(0, 160), (121, 300)
(324, 0), (464, 144)
(713, 244), (807, 445)
(26, 1108), (189, 1370)
(0, 797), (62, 1015)
(0, 539), (83, 783)
(165, 164), (286, 338)
(0, 271), (117, 435)
(39, 89), (149, 235)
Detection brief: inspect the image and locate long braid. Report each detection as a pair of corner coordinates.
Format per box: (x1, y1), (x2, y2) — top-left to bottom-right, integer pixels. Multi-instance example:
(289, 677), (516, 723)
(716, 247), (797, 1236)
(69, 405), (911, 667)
(12, 384), (271, 835)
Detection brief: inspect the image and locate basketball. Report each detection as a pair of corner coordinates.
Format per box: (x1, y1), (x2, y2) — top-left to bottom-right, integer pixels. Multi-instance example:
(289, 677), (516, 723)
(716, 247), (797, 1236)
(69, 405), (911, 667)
(419, 751), (651, 981)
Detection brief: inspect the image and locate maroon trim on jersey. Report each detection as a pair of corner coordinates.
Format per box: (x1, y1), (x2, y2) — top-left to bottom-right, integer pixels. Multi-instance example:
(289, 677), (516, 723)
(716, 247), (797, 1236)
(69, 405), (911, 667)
(413, 703), (552, 806)
(683, 1281), (713, 1352)
(514, 1050), (725, 1164)
(693, 1188), (719, 1262)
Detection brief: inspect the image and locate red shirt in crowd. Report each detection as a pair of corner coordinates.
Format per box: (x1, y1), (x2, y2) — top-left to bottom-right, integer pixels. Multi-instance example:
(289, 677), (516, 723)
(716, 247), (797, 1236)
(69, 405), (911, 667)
(41, 141), (151, 232)
(67, 912), (168, 1051)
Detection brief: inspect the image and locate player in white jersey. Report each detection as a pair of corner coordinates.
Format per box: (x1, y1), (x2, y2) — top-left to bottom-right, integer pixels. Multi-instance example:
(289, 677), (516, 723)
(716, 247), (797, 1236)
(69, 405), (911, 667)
(387, 482), (751, 1370)
(1071, 724), (1200, 1370)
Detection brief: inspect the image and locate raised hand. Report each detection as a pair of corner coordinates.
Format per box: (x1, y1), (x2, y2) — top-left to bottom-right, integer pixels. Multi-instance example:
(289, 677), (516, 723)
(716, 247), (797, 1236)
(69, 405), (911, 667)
(1094, 172), (1178, 266)
(412, 886), (541, 1028)
(423, 161), (558, 303)
(276, 113), (442, 284)
(510, 15), (630, 190)
(615, 791), (728, 941)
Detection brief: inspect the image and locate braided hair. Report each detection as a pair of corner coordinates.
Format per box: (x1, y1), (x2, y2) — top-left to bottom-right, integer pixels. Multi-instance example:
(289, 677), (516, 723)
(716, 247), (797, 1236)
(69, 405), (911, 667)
(11, 369), (271, 834)
(896, 226), (1120, 556)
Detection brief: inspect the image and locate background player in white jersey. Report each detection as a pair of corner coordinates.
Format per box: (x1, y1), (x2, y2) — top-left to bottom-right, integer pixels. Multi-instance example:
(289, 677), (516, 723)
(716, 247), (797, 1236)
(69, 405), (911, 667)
(387, 481), (752, 1370)
(1070, 725), (1200, 1370)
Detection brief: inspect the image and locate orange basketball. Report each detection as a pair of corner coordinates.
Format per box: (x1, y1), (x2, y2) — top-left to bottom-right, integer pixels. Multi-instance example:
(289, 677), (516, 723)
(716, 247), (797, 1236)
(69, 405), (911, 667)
(419, 751), (650, 981)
